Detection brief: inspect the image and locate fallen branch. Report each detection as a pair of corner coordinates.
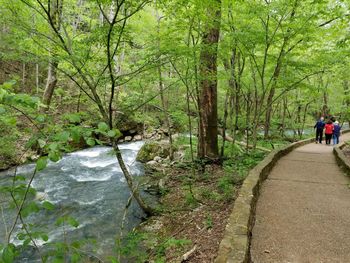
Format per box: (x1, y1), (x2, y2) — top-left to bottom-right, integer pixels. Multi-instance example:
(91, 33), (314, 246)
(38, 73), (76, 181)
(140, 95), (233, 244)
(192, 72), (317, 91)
(180, 245), (197, 262)
(218, 129), (271, 152)
(236, 140), (271, 152)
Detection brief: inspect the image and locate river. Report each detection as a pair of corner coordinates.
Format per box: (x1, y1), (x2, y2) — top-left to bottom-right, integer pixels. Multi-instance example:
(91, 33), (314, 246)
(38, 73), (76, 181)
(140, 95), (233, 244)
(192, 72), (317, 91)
(0, 141), (148, 262)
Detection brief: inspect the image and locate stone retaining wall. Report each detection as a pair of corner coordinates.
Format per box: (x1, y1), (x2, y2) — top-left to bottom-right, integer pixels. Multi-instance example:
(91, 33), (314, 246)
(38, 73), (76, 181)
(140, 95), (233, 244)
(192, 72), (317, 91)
(215, 130), (350, 263)
(333, 141), (350, 176)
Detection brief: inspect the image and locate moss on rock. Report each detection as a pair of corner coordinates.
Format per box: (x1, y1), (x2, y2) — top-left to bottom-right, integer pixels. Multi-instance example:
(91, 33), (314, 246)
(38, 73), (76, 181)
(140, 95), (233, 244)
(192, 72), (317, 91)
(136, 141), (175, 163)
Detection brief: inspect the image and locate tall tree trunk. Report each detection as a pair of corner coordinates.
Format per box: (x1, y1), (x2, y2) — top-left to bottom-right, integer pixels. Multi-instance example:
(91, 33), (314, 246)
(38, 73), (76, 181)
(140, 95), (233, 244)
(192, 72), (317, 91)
(156, 5), (174, 160)
(197, 0), (221, 160)
(41, 0), (62, 111)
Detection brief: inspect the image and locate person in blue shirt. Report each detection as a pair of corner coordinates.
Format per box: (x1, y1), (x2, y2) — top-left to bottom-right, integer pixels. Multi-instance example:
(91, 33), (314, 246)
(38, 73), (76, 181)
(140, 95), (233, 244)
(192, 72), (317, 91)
(314, 117), (325, 143)
(333, 121), (341, 145)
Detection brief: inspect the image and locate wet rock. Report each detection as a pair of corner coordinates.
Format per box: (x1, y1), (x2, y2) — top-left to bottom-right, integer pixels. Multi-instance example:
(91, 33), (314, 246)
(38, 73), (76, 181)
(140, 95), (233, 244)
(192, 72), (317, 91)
(35, 192), (48, 201)
(129, 129), (137, 135)
(147, 160), (158, 166)
(134, 135), (142, 141)
(137, 141), (175, 163)
(125, 136), (132, 142)
(154, 156), (162, 162)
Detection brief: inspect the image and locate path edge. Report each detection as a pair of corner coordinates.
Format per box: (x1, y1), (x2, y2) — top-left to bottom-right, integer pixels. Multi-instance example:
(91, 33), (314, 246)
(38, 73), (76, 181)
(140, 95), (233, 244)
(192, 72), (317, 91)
(215, 130), (350, 263)
(214, 138), (314, 263)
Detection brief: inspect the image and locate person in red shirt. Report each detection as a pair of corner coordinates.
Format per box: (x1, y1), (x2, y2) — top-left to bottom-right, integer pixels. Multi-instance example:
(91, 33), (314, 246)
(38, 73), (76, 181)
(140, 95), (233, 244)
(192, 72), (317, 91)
(324, 120), (334, 145)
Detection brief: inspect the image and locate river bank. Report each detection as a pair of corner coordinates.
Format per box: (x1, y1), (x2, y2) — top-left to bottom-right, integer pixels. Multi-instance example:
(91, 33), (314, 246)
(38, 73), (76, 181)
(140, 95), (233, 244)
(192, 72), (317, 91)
(131, 140), (268, 263)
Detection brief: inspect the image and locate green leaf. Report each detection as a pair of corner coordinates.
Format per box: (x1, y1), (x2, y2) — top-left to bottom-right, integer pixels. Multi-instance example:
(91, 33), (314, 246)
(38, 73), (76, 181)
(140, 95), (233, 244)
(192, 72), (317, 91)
(17, 233), (26, 241)
(71, 253), (81, 263)
(95, 139), (104, 145)
(71, 127), (81, 143)
(97, 122), (109, 132)
(23, 238), (31, 247)
(49, 142), (59, 151)
(36, 115), (46, 123)
(48, 151), (60, 162)
(86, 138), (95, 146)
(14, 176), (26, 181)
(57, 131), (70, 143)
(67, 217), (79, 228)
(66, 113), (81, 124)
(36, 157), (48, 171)
(108, 129), (123, 138)
(114, 129), (122, 138)
(55, 217), (65, 226)
(107, 130), (116, 138)
(22, 201), (40, 217)
(41, 234), (49, 242)
(2, 245), (15, 263)
(38, 139), (46, 148)
(0, 106), (6, 114)
(42, 201), (55, 211)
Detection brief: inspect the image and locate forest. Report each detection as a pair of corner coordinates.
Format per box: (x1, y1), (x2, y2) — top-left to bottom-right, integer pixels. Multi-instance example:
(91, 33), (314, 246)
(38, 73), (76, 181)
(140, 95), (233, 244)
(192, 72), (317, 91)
(0, 0), (349, 262)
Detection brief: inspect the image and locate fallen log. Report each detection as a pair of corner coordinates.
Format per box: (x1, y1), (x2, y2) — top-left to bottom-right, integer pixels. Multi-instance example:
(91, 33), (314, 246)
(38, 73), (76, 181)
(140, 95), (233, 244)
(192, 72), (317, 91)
(218, 129), (271, 152)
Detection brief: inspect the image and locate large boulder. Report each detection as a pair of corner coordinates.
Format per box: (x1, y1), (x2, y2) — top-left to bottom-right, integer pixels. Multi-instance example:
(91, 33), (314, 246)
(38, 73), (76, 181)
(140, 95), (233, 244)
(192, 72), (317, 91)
(136, 141), (175, 163)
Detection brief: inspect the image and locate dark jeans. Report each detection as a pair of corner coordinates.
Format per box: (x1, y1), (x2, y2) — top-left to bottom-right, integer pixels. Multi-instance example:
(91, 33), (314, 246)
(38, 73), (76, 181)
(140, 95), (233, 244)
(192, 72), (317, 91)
(316, 128), (323, 143)
(325, 133), (332, 145)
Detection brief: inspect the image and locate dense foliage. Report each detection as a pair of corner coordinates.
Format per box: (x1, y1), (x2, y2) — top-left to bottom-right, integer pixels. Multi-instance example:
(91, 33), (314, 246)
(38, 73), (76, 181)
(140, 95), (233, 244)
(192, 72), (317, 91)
(0, 0), (349, 261)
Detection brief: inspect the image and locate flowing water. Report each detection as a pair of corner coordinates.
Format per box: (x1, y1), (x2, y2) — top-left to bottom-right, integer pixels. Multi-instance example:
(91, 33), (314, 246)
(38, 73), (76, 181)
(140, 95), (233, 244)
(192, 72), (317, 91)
(0, 141), (148, 262)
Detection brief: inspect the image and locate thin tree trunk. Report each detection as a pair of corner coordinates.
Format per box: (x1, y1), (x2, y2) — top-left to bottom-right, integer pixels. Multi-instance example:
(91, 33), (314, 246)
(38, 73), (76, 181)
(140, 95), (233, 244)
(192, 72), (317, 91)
(296, 104), (302, 137)
(112, 141), (155, 215)
(263, 0), (299, 138)
(77, 89), (82, 113)
(42, 59), (58, 111)
(343, 80), (350, 124)
(156, 5), (174, 160)
(246, 90), (251, 152)
(186, 83), (194, 162)
(220, 89), (230, 157)
(280, 96), (287, 136)
(22, 62), (26, 90)
(234, 53), (241, 139)
(35, 64), (39, 94)
(300, 102), (311, 139)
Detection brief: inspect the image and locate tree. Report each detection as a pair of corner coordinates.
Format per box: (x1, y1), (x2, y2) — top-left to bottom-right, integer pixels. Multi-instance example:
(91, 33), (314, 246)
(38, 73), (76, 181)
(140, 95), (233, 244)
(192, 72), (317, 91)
(197, 0), (221, 160)
(41, 0), (63, 112)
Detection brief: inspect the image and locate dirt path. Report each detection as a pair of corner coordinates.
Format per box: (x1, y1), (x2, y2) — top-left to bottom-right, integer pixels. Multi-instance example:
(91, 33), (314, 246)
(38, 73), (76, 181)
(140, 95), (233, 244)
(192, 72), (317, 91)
(250, 134), (350, 263)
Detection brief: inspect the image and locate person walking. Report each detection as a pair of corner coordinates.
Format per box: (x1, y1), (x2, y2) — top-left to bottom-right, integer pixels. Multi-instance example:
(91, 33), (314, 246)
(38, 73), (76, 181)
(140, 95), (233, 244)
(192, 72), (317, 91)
(333, 121), (341, 145)
(324, 119), (334, 145)
(314, 117), (325, 143)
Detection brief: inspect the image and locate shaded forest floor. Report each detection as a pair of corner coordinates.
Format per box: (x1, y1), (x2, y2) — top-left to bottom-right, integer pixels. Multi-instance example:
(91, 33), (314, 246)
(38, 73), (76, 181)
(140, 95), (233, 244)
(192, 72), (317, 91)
(139, 150), (266, 263)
